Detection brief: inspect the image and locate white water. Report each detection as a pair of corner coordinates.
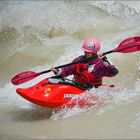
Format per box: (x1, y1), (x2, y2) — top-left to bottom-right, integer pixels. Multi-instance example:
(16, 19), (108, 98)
(0, 1), (140, 139)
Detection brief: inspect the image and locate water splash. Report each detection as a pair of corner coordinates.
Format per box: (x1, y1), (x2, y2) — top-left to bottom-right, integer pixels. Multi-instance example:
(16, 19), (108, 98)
(51, 87), (112, 120)
(93, 1), (139, 19)
(51, 82), (140, 120)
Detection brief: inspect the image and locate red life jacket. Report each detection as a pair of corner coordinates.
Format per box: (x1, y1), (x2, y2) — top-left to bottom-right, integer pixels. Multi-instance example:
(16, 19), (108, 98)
(73, 63), (102, 87)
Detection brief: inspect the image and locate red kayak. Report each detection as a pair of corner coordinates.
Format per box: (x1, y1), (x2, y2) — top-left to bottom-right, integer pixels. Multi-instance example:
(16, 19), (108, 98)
(16, 77), (86, 108)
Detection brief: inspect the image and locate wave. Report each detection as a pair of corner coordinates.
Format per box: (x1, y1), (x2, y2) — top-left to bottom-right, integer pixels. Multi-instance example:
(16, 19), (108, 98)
(93, 1), (139, 19)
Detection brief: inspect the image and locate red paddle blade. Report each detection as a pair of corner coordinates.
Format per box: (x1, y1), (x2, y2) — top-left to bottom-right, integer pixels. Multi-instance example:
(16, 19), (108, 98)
(11, 71), (40, 85)
(114, 36), (140, 53)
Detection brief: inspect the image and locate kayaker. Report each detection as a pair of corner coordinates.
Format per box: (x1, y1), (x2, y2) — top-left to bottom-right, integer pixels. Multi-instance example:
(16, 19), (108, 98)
(51, 38), (119, 89)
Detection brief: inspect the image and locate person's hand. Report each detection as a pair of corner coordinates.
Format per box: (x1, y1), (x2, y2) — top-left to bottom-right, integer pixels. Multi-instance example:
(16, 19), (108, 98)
(97, 51), (104, 58)
(50, 67), (58, 73)
(50, 67), (60, 75)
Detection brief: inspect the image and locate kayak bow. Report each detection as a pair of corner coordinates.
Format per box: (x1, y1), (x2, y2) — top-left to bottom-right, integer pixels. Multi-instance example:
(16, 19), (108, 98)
(16, 77), (113, 108)
(16, 77), (85, 108)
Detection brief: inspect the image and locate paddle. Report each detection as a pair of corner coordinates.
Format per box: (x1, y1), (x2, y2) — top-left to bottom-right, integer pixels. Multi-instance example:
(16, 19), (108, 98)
(11, 36), (140, 85)
(103, 36), (140, 55)
(11, 57), (95, 85)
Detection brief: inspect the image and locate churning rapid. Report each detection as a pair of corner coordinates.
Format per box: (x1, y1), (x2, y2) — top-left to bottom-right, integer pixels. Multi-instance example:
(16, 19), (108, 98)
(0, 1), (140, 139)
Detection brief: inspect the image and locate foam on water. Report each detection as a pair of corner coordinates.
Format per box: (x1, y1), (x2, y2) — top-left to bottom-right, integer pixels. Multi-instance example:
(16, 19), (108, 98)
(51, 80), (140, 120)
(0, 83), (32, 108)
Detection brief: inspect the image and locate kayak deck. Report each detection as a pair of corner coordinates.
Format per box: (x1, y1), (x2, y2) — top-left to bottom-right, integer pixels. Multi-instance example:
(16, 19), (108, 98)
(16, 77), (85, 108)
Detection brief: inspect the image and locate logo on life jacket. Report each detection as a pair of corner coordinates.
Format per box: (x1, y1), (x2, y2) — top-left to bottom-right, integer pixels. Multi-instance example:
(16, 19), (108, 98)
(87, 64), (95, 73)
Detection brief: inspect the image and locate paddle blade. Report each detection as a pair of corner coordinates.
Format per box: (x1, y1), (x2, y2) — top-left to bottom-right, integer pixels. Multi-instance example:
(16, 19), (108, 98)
(11, 71), (40, 85)
(114, 36), (140, 53)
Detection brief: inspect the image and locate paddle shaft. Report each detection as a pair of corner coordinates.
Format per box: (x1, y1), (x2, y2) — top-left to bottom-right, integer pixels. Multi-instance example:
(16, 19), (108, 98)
(40, 56), (97, 74)
(103, 50), (113, 56)
(11, 36), (140, 85)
